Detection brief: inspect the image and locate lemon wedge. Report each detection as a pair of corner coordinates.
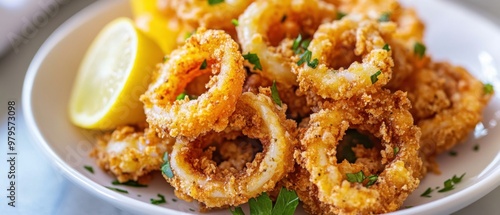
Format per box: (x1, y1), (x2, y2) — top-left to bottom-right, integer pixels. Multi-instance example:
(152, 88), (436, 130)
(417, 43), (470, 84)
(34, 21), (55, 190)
(69, 17), (163, 130)
(130, 0), (183, 54)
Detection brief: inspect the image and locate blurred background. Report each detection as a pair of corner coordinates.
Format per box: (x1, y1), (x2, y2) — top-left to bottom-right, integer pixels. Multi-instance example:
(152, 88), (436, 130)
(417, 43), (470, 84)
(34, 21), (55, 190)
(0, 0), (500, 214)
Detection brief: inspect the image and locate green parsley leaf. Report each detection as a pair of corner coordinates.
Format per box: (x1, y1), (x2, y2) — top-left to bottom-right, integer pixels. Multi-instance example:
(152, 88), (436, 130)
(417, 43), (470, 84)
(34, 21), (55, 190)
(185, 31), (194, 40)
(271, 81), (282, 107)
(393, 147), (400, 156)
(84, 165), (94, 174)
(230, 207), (245, 215)
(366, 175), (378, 187)
(161, 152), (174, 178)
(438, 173), (466, 193)
(370, 70), (382, 84)
(336, 11), (347, 20)
(208, 0), (224, 5)
(420, 187), (433, 197)
(243, 52), (263, 70)
(176, 92), (187, 100)
(379, 12), (391, 22)
(292, 34), (312, 54)
(308, 58), (319, 68)
(162, 56), (169, 62)
(231, 19), (239, 26)
(271, 187), (299, 215)
(249, 192), (272, 215)
(383, 43), (391, 51)
(228, 187), (299, 215)
(200, 59), (208, 70)
(150, 194), (166, 205)
(413, 42), (426, 59)
(112, 180), (148, 187)
(438, 179), (454, 192)
(105, 186), (129, 194)
(297, 50), (319, 68)
(452, 173), (466, 184)
(346, 171), (366, 183)
(449, 151), (457, 157)
(292, 34), (303, 52)
(483, 83), (494, 94)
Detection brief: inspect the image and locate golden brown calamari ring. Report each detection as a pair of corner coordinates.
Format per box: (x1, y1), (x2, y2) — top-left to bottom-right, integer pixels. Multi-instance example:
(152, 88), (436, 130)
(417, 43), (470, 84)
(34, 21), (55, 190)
(90, 125), (174, 183)
(294, 16), (395, 100)
(237, 0), (336, 86)
(396, 62), (493, 172)
(140, 29), (245, 139)
(166, 92), (296, 208)
(297, 90), (422, 214)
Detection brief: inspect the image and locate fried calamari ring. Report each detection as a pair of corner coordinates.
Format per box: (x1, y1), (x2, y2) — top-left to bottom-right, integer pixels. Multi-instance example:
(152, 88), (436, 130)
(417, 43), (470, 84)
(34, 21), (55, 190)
(294, 17), (394, 100)
(141, 29), (245, 139)
(396, 62), (493, 172)
(237, 0), (336, 86)
(90, 125), (174, 183)
(166, 92), (296, 208)
(297, 90), (422, 214)
(160, 0), (254, 31)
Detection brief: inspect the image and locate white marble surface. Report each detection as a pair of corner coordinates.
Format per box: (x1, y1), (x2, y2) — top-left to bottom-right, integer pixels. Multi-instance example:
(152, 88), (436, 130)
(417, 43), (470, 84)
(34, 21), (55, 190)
(0, 0), (499, 214)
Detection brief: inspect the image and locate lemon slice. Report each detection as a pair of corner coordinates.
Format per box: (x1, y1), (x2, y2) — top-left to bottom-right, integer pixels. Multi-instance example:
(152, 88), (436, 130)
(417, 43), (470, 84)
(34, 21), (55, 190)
(69, 17), (163, 130)
(130, 0), (182, 54)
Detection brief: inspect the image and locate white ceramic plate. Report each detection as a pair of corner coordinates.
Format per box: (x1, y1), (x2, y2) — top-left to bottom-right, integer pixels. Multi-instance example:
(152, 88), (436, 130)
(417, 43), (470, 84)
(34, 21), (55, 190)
(22, 0), (500, 214)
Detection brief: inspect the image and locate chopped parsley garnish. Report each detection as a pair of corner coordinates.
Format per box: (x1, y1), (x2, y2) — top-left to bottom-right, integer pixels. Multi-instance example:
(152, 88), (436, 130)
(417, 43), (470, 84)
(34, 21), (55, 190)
(112, 180), (148, 187)
(150, 194), (166, 205)
(420, 187), (433, 197)
(162, 56), (169, 62)
(230, 187), (299, 215)
(161, 152), (174, 178)
(383, 43), (391, 51)
(336, 11), (347, 20)
(84, 165), (94, 174)
(208, 0), (224, 5)
(366, 175), (378, 187)
(189, 208), (196, 212)
(176, 92), (187, 100)
(379, 12), (391, 22)
(271, 80), (282, 107)
(176, 92), (197, 100)
(105, 186), (128, 194)
(483, 83), (494, 94)
(297, 50), (319, 68)
(438, 173), (466, 193)
(185, 31), (194, 40)
(292, 34), (311, 54)
(393, 146), (400, 156)
(243, 52), (263, 71)
(231, 19), (239, 26)
(200, 59), (208, 70)
(346, 170), (378, 187)
(370, 70), (382, 84)
(413, 42), (426, 59)
(473, 144), (480, 151)
(346, 171), (366, 183)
